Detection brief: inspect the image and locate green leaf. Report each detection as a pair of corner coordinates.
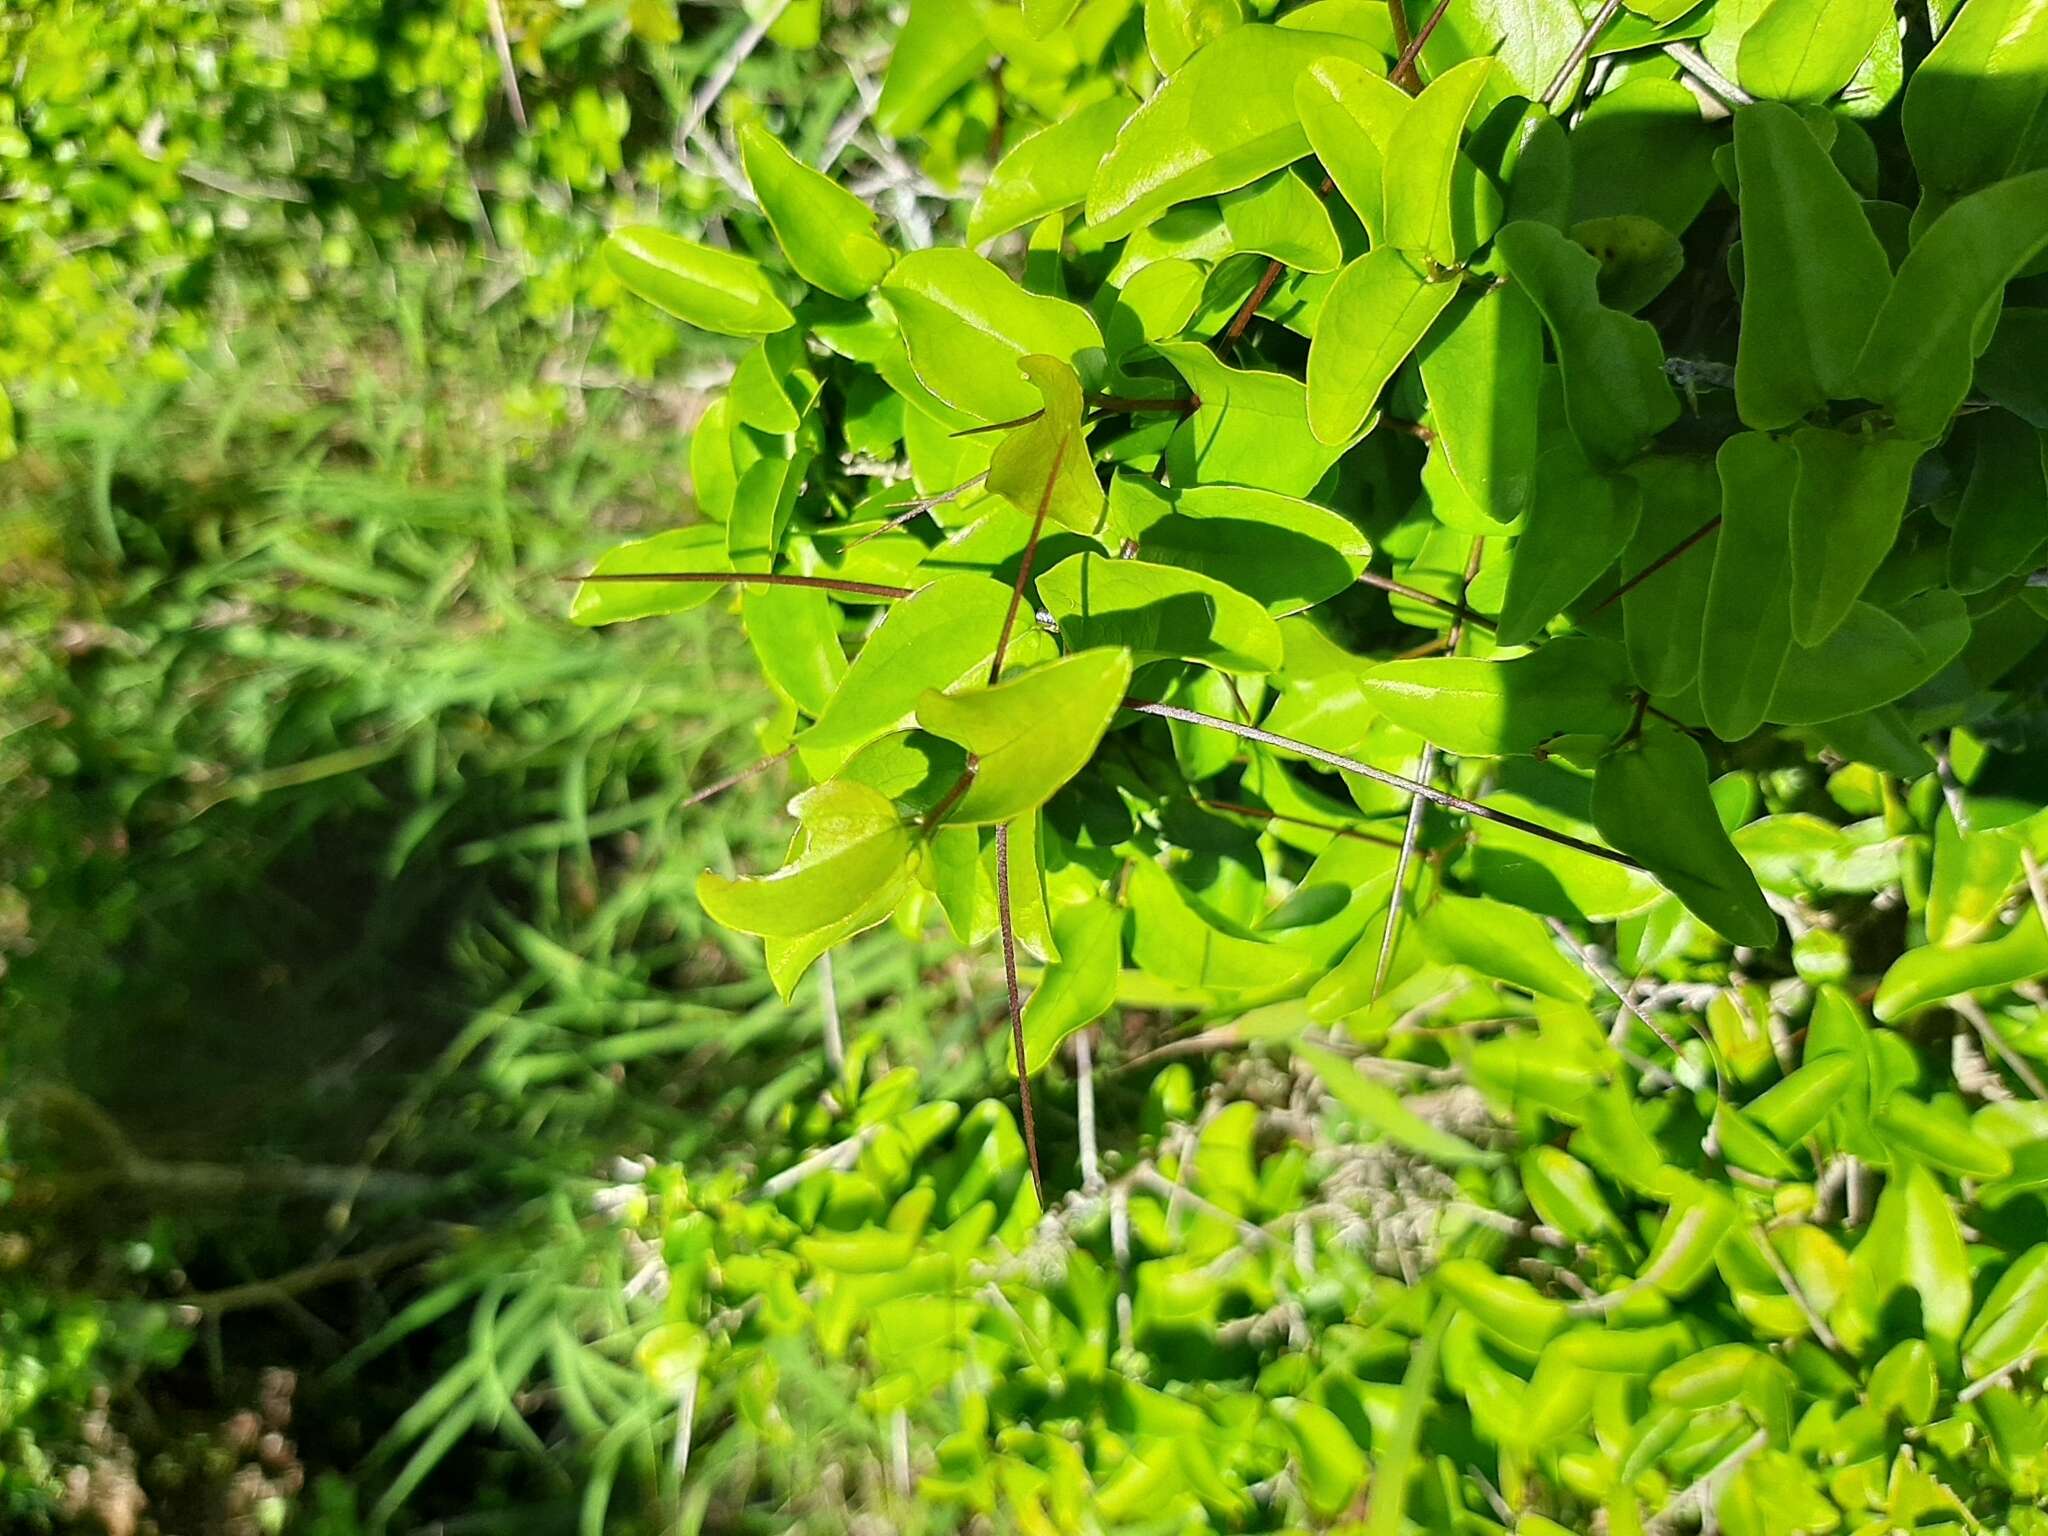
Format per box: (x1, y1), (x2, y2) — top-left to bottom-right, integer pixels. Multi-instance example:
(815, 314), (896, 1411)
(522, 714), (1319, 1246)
(744, 585), (846, 716)
(1903, 0), (2048, 193)
(1145, 0), (1247, 71)
(1852, 169), (2048, 439)
(1592, 725), (1778, 949)
(1154, 340), (1351, 494)
(1746, 1054), (1858, 1143)
(1436, 1257), (1569, 1358)
(601, 227), (795, 336)
(1219, 168), (1343, 273)
(1295, 56), (1410, 242)
(1963, 1245), (2048, 1381)
(1731, 102), (1892, 428)
(1699, 432), (1798, 742)
(1111, 476), (1371, 614)
(1037, 552), (1285, 673)
(1295, 1042), (1497, 1167)
(1786, 427), (1925, 646)
(1495, 220), (1679, 468)
(985, 354), (1105, 533)
(1873, 1096), (2014, 1180)
(1417, 891), (1595, 1002)
(1618, 457), (1720, 697)
(799, 576), (1016, 776)
(1126, 857), (1309, 992)
(738, 123), (894, 300)
(1523, 1147), (1627, 1243)
(727, 447), (812, 572)
(571, 525), (729, 626)
(1359, 636), (1635, 757)
(1417, 282), (1544, 527)
(918, 649), (1133, 824)
(1022, 0), (1086, 39)
(970, 96), (1137, 246)
(1497, 411), (1642, 645)
(699, 781), (914, 939)
(1086, 23), (1383, 239)
(1571, 216), (1684, 314)
(1873, 905), (2048, 1021)
(1848, 1159), (1972, 1354)
(1568, 78), (1722, 237)
(1951, 409), (2048, 593)
(1736, 0), (1888, 102)
(1381, 57), (1499, 264)
(881, 250), (1105, 423)
(1306, 249), (1460, 446)
(1018, 899), (1123, 1074)
(1270, 1397), (1366, 1517)
(1766, 592), (1971, 725)
(876, 0), (992, 139)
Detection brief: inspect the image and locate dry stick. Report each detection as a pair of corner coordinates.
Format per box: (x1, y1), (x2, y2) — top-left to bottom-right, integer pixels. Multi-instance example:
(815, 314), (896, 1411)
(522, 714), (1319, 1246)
(673, 0), (792, 156)
(1546, 915), (1700, 1086)
(1588, 515), (1721, 616)
(1217, 0), (1454, 351)
(849, 470), (993, 548)
(1665, 41), (1755, 108)
(988, 445), (1072, 1210)
(1955, 995), (2048, 1101)
(1541, 0), (1624, 108)
(1075, 1029), (1101, 1189)
(483, 0), (529, 134)
(1356, 568), (1499, 631)
(679, 747), (792, 813)
(1372, 537), (1484, 1002)
(178, 1233), (449, 1315)
(562, 570), (913, 600)
(1125, 699), (1645, 868)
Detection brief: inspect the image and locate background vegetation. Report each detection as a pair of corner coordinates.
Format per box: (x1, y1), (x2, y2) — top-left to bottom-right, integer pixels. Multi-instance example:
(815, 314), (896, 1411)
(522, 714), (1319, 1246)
(6, 1), (2048, 1534)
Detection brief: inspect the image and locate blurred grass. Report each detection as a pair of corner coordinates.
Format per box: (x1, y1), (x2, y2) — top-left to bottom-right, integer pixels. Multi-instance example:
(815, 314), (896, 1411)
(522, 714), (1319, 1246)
(0, 265), (994, 1530)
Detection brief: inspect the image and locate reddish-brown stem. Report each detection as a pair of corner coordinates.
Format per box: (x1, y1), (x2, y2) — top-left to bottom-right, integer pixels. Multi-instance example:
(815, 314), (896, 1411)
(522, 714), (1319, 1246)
(987, 437), (1069, 685)
(1588, 514), (1721, 616)
(680, 748), (792, 812)
(565, 570), (913, 600)
(1357, 569), (1499, 632)
(1195, 798), (1406, 849)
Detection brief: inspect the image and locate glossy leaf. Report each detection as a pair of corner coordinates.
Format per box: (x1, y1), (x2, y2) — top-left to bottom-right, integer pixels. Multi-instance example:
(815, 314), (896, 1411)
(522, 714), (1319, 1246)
(570, 525), (730, 626)
(1360, 636), (1635, 757)
(1417, 891), (1595, 1002)
(1497, 412), (1642, 645)
(1903, 0), (2048, 192)
(1732, 102), (1892, 429)
(739, 123), (894, 300)
(918, 649), (1132, 824)
(1786, 427), (1925, 646)
(1699, 432), (1798, 742)
(1086, 23), (1382, 239)
(1766, 592), (1971, 725)
(1155, 340), (1351, 494)
(1018, 899), (1123, 1074)
(800, 576), (1016, 776)
(1295, 56), (1409, 241)
(1417, 282), (1544, 527)
(1736, 0), (1887, 103)
(1144, 0), (1247, 72)
(1219, 168), (1343, 273)
(876, 0), (992, 139)
(1306, 249), (1459, 445)
(1592, 725), (1777, 949)
(1495, 220), (1679, 468)
(1873, 906), (2048, 1021)
(970, 96), (1137, 246)
(1619, 457), (1720, 697)
(986, 354), (1105, 533)
(1037, 552), (1285, 673)
(1950, 409), (2048, 593)
(881, 250), (1104, 422)
(602, 227), (795, 336)
(1848, 1158), (1972, 1352)
(1962, 1245), (2048, 1381)
(1381, 57), (1498, 265)
(699, 781), (914, 939)
(1851, 169), (2048, 439)
(1112, 477), (1371, 614)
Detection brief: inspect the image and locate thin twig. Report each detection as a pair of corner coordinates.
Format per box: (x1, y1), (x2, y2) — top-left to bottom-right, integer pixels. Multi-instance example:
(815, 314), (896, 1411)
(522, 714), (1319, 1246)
(1960, 1348), (2040, 1403)
(1664, 42), (1754, 107)
(1546, 916), (1702, 1089)
(563, 570), (913, 600)
(483, 0), (529, 134)
(996, 825), (1047, 1209)
(1588, 515), (1720, 616)
(818, 949), (844, 1077)
(1075, 1030), (1101, 1190)
(177, 1233), (448, 1315)
(680, 748), (792, 813)
(1356, 568), (1499, 631)
(1133, 1167), (1276, 1248)
(847, 470), (991, 548)
(1193, 798), (1405, 849)
(1542, 0), (1623, 108)
(1125, 701), (1644, 869)
(2024, 848), (2048, 936)
(755, 1126), (881, 1199)
(674, 1370), (698, 1481)
(1749, 1222), (1846, 1355)
(673, 0), (792, 156)
(1955, 995), (2048, 1100)
(988, 439), (1069, 685)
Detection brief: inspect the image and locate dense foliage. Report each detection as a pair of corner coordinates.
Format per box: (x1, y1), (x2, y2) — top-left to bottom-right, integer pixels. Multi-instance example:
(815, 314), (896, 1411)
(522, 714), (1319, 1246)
(570, 0), (2048, 1530)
